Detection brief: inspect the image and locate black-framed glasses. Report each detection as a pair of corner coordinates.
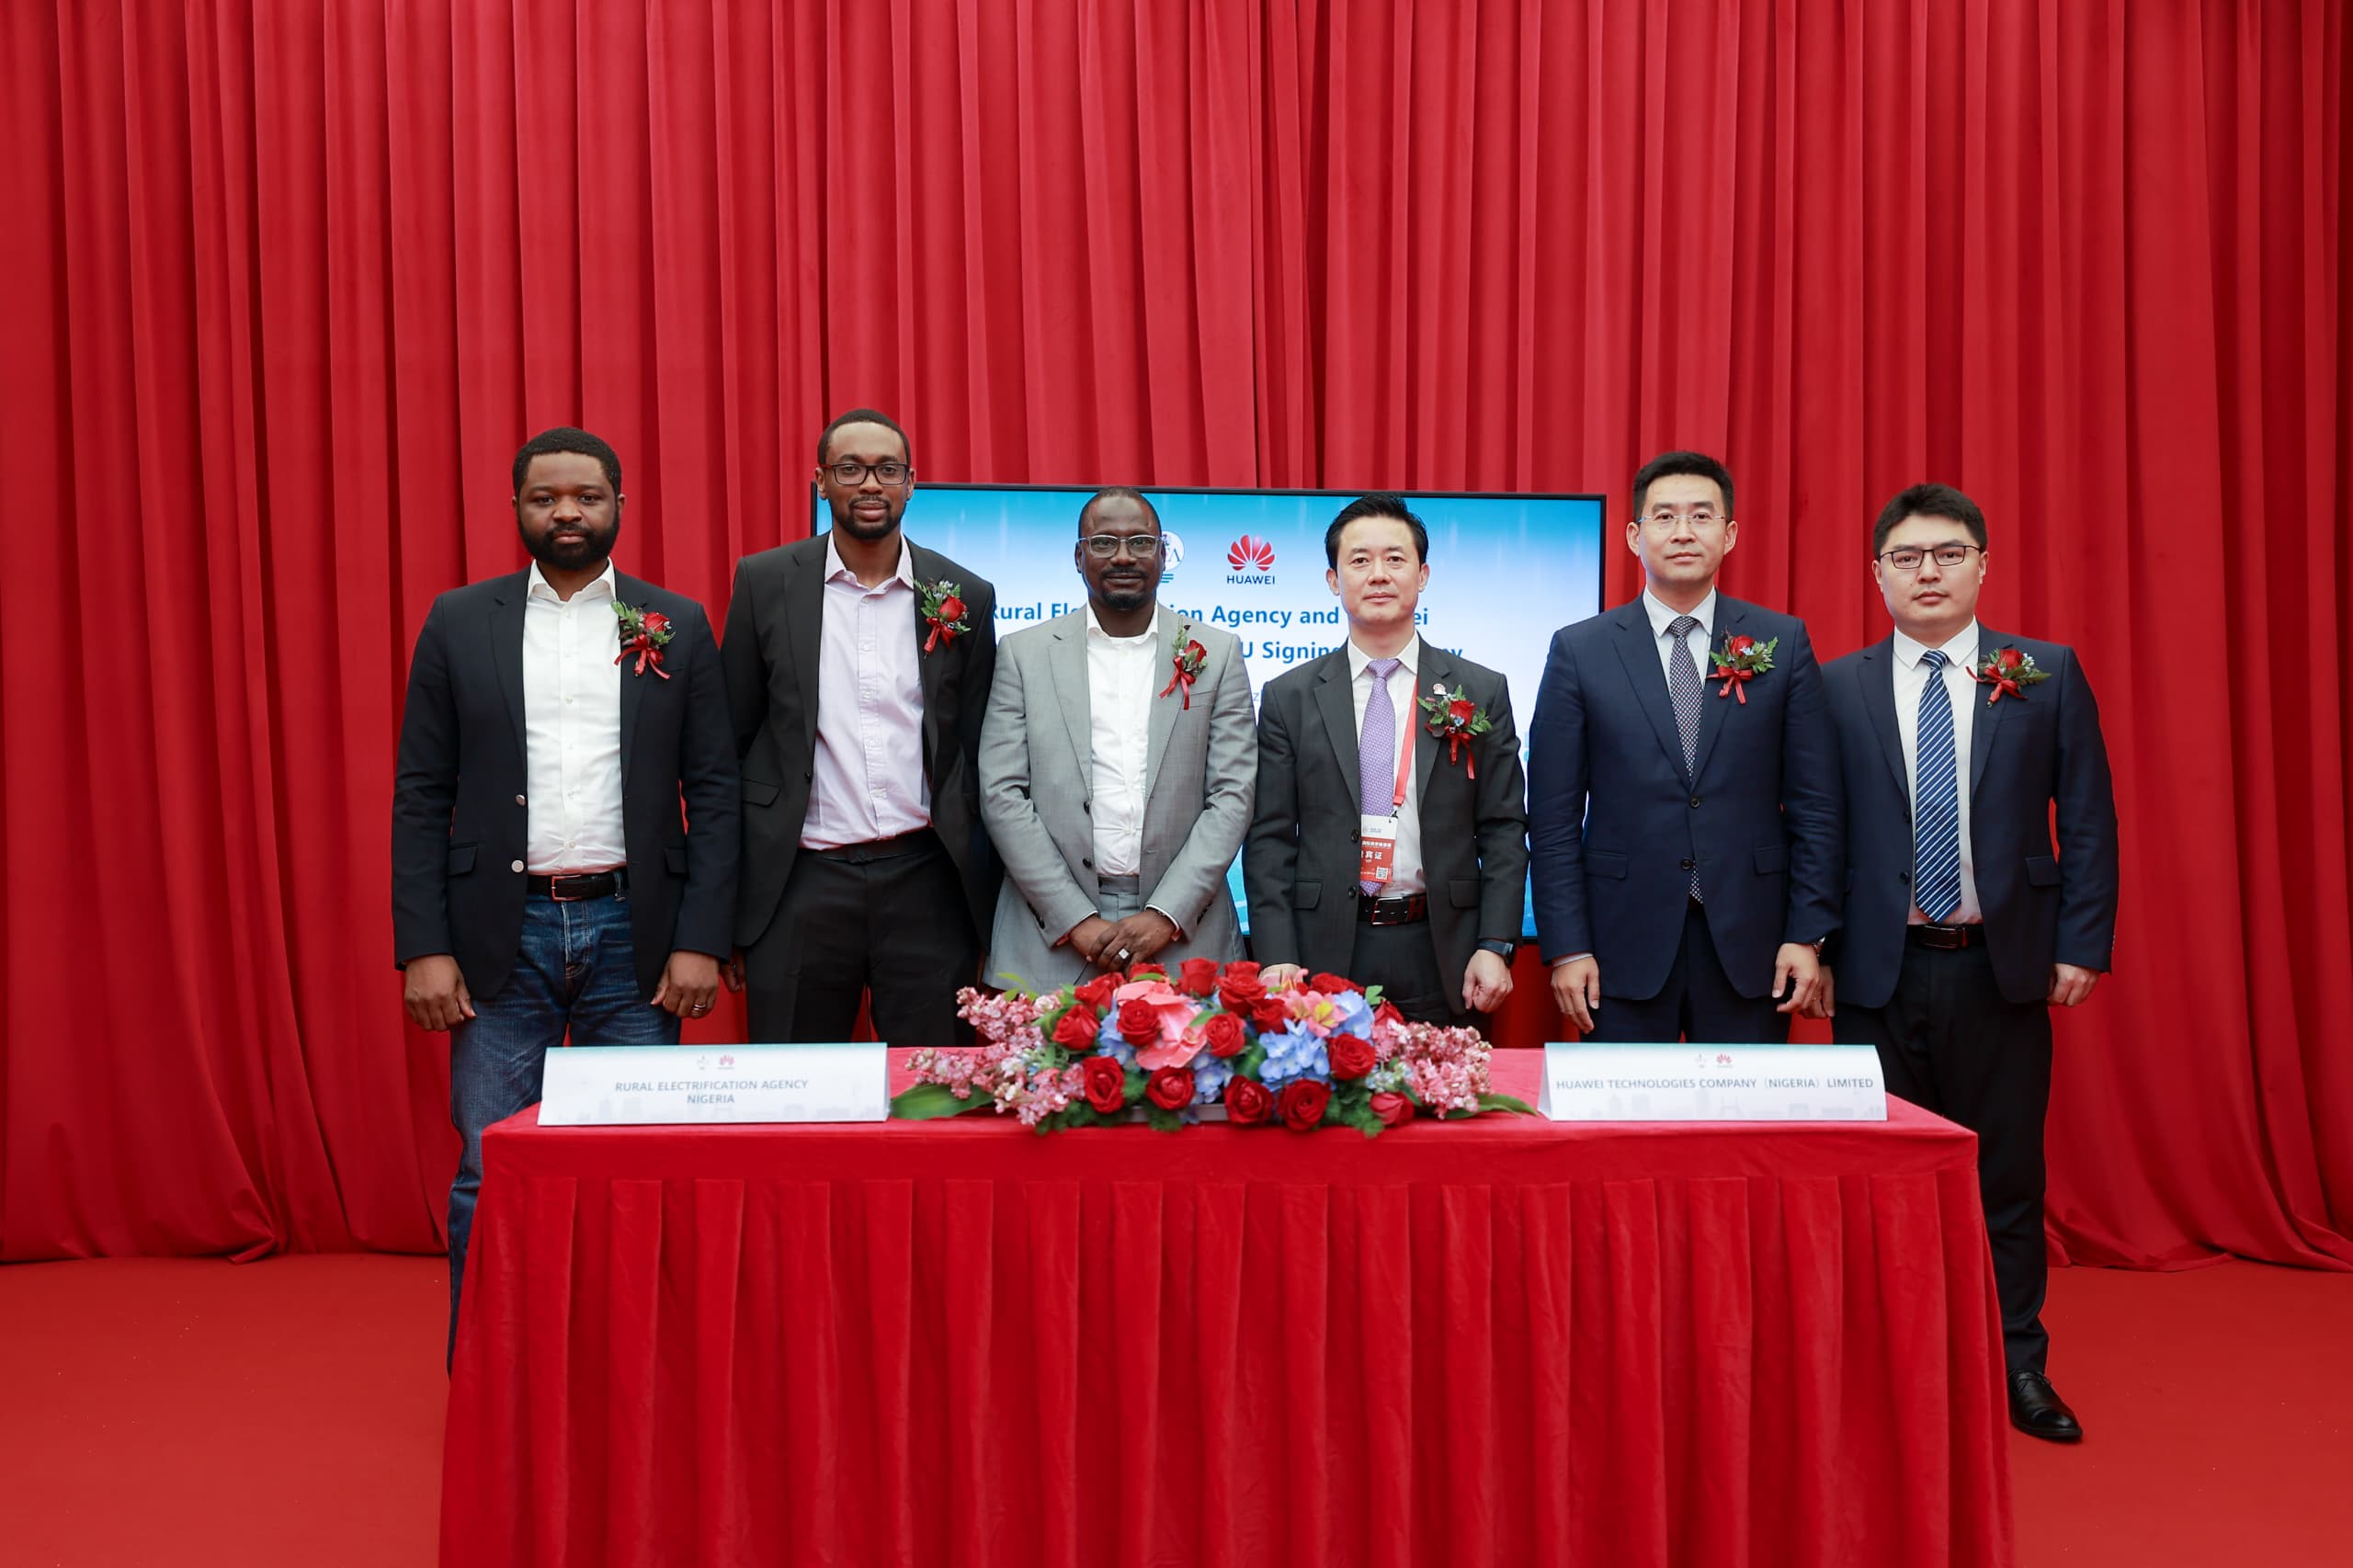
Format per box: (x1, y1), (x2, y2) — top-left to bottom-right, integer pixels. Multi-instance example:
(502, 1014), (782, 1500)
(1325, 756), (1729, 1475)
(1878, 543), (1983, 573)
(1081, 533), (1165, 560)
(825, 460), (912, 487)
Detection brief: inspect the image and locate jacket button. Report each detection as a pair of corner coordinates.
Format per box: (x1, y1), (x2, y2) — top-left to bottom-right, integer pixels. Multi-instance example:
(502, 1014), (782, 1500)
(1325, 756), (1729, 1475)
(1082, 801), (1091, 814)
(1082, 857), (1094, 869)
(1689, 796), (1701, 809)
(1900, 870), (1912, 884)
(804, 770), (813, 781)
(515, 794), (527, 806)
(1679, 857), (1695, 869)
(511, 859), (526, 873)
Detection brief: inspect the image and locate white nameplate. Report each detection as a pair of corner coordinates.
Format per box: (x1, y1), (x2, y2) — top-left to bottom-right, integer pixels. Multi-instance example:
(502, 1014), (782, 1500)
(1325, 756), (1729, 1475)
(540, 1043), (889, 1125)
(1539, 1043), (1886, 1122)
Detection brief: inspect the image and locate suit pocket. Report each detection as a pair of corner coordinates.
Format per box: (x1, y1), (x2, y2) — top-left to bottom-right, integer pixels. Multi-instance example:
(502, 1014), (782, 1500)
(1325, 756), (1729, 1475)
(742, 778), (782, 808)
(1448, 877), (1480, 909)
(447, 843), (478, 876)
(1753, 843), (1790, 874)
(1585, 850), (1628, 880)
(665, 844), (688, 877)
(1296, 880), (1323, 910)
(2024, 855), (2062, 887)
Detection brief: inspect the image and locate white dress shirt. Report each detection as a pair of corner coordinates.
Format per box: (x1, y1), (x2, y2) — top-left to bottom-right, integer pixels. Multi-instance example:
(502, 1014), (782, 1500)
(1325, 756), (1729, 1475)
(1893, 620), (1983, 924)
(804, 536), (932, 851)
(1641, 585), (1720, 689)
(1086, 607), (1159, 877)
(521, 561), (628, 873)
(1348, 635), (1426, 897)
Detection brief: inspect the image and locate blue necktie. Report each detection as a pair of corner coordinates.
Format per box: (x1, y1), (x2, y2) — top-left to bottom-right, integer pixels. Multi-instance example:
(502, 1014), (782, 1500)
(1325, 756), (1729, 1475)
(1914, 650), (1962, 922)
(1358, 657), (1402, 894)
(1668, 617), (1703, 900)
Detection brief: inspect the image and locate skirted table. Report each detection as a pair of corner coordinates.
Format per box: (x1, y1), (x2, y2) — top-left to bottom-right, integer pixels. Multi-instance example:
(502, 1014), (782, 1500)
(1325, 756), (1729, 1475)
(442, 1052), (2012, 1566)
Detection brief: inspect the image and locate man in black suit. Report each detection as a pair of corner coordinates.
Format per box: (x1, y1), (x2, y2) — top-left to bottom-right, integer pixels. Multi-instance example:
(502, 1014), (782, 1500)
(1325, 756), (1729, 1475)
(1529, 450), (1839, 1040)
(392, 426), (739, 1350)
(1813, 483), (2119, 1441)
(721, 409), (999, 1043)
(1246, 494), (1529, 1024)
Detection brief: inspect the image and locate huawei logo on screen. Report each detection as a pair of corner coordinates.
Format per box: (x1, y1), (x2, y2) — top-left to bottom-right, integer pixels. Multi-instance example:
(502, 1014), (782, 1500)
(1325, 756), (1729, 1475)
(1225, 534), (1276, 584)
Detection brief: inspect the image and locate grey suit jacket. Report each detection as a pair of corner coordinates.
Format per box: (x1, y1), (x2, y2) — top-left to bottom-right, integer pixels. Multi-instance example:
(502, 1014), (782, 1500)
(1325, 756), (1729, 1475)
(979, 608), (1255, 991)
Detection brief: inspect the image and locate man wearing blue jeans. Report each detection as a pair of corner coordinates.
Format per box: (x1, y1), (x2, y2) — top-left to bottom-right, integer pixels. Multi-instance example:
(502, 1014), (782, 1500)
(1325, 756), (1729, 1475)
(392, 427), (738, 1360)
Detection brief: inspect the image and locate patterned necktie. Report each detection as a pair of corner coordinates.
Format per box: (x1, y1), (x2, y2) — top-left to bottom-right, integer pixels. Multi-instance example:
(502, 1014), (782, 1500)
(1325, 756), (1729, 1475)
(1358, 657), (1402, 893)
(1668, 617), (1703, 900)
(1913, 649), (1963, 922)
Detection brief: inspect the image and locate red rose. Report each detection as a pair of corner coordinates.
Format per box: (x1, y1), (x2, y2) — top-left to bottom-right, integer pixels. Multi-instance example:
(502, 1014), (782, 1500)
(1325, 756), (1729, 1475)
(1995, 646), (2023, 672)
(1374, 1000), (1404, 1028)
(1178, 958), (1219, 997)
(1311, 971), (1361, 995)
(939, 595), (967, 623)
(1052, 1008), (1100, 1049)
(1370, 1091), (1415, 1129)
(1202, 1012), (1246, 1059)
(1727, 633), (1755, 655)
(1117, 997), (1159, 1041)
(1215, 961), (1266, 1013)
(1327, 1033), (1376, 1081)
(1251, 995), (1290, 1033)
(641, 609), (671, 637)
(1185, 639), (1207, 663)
(1145, 1067), (1195, 1112)
(1448, 698), (1476, 723)
(1081, 1055), (1129, 1116)
(1224, 1077), (1274, 1127)
(1278, 1079), (1332, 1132)
(1074, 973), (1119, 1010)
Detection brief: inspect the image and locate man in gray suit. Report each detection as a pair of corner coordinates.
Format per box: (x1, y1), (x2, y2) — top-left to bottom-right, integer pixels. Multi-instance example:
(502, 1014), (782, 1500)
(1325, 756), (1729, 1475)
(979, 488), (1256, 987)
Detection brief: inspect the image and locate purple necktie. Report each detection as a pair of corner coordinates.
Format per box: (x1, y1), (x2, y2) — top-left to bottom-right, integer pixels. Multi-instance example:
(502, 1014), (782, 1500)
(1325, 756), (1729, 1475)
(1358, 657), (1402, 893)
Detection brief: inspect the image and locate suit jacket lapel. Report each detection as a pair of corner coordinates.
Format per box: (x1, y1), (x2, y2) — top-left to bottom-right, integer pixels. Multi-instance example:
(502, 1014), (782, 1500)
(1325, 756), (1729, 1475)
(1312, 652), (1362, 809)
(1609, 601), (1688, 778)
(488, 572), (529, 762)
(1968, 628), (2006, 799)
(1047, 612), (1092, 779)
(788, 540), (824, 756)
(1859, 638), (1910, 805)
(1688, 599), (1739, 783)
(614, 572), (647, 782)
(1144, 614), (1187, 792)
(909, 543), (949, 786)
(1412, 643), (1447, 800)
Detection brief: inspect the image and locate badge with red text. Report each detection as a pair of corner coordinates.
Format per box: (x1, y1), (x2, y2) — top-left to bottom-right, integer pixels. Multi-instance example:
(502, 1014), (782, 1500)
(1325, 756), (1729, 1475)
(1358, 814), (1400, 887)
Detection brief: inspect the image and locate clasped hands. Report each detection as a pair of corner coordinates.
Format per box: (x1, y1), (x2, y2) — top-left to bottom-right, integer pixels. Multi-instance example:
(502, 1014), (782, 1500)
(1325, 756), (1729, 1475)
(1068, 909), (1179, 971)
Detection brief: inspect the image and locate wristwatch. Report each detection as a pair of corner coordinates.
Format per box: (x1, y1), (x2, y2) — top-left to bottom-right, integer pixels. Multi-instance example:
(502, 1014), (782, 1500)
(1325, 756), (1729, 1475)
(1476, 939), (1517, 960)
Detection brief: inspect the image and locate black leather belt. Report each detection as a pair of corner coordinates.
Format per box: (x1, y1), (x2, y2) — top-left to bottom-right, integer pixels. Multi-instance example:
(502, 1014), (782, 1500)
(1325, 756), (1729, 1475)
(529, 869), (626, 901)
(1908, 922), (1982, 949)
(809, 827), (937, 863)
(1358, 892), (1428, 926)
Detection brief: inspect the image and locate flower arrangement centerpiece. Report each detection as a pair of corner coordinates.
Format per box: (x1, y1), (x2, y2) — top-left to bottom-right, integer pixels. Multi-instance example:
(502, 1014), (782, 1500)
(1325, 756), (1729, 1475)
(892, 960), (1531, 1135)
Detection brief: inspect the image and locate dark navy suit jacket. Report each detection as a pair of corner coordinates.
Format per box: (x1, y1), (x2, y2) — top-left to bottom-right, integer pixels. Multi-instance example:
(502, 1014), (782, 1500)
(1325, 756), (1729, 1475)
(1528, 595), (1841, 1001)
(1822, 631), (2118, 1007)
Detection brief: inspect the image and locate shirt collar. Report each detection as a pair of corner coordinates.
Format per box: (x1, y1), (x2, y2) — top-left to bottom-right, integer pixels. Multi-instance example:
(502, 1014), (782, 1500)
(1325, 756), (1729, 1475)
(1893, 619), (1981, 671)
(526, 559), (618, 604)
(1642, 586), (1717, 641)
(1084, 604), (1161, 643)
(824, 533), (915, 589)
(1347, 635), (1421, 681)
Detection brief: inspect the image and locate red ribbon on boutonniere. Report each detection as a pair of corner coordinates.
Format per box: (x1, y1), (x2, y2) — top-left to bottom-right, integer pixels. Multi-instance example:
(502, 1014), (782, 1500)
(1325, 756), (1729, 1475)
(1972, 645), (2051, 704)
(1415, 682), (1494, 778)
(1708, 632), (1778, 703)
(918, 579), (970, 653)
(1160, 631), (1208, 709)
(612, 601), (674, 679)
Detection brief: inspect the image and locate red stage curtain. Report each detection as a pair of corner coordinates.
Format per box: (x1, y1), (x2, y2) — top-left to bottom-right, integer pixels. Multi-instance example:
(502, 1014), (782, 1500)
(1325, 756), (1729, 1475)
(2, 0), (2344, 1269)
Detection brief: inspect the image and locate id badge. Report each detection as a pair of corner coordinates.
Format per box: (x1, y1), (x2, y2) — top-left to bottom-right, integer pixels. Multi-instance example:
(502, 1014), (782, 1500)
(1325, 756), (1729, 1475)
(1358, 815), (1399, 888)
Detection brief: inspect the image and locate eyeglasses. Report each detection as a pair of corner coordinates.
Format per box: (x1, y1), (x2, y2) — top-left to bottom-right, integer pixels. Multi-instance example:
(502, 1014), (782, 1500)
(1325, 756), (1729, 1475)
(825, 460), (912, 487)
(1639, 507), (1724, 528)
(1878, 544), (1983, 573)
(1081, 534), (1165, 560)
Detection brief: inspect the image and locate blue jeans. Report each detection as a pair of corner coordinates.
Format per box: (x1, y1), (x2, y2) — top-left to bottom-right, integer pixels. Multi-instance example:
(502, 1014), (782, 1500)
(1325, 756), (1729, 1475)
(447, 889), (677, 1359)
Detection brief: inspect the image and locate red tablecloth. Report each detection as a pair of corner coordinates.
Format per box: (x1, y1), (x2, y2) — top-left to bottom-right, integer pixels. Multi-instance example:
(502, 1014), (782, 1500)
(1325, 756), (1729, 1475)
(442, 1053), (2012, 1567)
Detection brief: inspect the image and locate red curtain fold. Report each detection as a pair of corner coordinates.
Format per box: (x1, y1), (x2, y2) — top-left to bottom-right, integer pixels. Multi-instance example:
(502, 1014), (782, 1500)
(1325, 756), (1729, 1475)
(1, 0), (2345, 1269)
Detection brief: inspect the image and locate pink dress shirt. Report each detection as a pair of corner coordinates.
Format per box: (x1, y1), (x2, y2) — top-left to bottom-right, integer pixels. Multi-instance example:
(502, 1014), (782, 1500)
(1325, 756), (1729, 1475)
(801, 536), (932, 850)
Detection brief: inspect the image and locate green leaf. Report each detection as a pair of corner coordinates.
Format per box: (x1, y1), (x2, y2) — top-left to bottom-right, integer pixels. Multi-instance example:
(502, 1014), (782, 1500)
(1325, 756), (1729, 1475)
(1121, 1071), (1148, 1106)
(1474, 1092), (1537, 1117)
(890, 1084), (995, 1120)
(1146, 1107), (1184, 1134)
(1236, 1042), (1268, 1076)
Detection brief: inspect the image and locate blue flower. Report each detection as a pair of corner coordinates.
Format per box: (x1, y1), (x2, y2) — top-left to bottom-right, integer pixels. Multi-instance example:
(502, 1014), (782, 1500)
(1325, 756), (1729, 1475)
(1258, 1025), (1330, 1088)
(1192, 1055), (1234, 1103)
(1094, 1034), (1139, 1070)
(1324, 988), (1375, 1040)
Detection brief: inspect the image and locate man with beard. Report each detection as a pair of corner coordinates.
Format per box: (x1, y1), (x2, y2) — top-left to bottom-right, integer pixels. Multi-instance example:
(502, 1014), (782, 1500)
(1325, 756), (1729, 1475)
(392, 426), (739, 1356)
(978, 487), (1255, 991)
(721, 409), (1000, 1043)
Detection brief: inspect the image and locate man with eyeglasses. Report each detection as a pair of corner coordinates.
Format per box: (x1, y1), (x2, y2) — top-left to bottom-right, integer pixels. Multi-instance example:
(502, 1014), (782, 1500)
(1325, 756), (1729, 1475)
(719, 408), (1000, 1045)
(1529, 450), (1839, 1041)
(1812, 482), (2118, 1442)
(978, 487), (1255, 990)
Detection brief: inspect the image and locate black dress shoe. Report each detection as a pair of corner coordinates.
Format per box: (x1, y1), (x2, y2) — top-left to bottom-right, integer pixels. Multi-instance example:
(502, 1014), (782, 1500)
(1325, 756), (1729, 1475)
(2007, 1370), (2083, 1442)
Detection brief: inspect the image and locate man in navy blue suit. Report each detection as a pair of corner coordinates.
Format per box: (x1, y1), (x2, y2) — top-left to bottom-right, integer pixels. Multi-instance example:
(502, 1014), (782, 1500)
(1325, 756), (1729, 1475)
(1812, 483), (2118, 1441)
(1529, 450), (1839, 1041)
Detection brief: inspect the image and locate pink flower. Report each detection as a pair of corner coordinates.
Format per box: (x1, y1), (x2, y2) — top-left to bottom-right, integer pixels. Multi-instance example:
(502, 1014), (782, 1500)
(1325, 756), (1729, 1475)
(1114, 979), (1204, 1070)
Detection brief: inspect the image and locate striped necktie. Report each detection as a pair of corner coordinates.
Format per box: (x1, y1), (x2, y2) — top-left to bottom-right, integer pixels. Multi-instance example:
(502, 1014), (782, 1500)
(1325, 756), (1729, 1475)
(1913, 649), (1963, 922)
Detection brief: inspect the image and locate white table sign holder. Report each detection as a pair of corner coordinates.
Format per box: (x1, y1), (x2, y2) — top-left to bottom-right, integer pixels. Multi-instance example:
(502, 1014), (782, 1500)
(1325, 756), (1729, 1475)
(1538, 1043), (1887, 1122)
(540, 1043), (891, 1126)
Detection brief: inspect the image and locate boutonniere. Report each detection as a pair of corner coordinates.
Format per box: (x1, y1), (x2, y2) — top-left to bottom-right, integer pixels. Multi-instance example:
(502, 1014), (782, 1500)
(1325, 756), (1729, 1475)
(1972, 646), (2051, 704)
(1709, 632), (1778, 703)
(1160, 631), (1209, 709)
(612, 601), (674, 679)
(918, 579), (970, 653)
(1417, 682), (1494, 777)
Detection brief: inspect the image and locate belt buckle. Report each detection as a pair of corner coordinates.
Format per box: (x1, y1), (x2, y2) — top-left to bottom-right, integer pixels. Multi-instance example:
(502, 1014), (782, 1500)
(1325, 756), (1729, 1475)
(1368, 898), (1409, 927)
(548, 874), (600, 903)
